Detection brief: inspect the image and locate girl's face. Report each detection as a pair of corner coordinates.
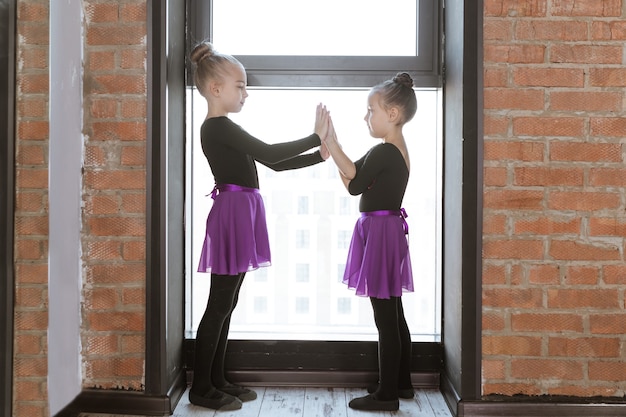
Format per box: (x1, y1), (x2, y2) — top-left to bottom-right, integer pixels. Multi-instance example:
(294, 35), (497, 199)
(363, 92), (390, 139)
(217, 63), (249, 113)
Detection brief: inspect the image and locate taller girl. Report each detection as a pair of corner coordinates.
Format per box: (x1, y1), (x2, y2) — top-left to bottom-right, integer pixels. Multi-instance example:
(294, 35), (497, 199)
(188, 41), (329, 411)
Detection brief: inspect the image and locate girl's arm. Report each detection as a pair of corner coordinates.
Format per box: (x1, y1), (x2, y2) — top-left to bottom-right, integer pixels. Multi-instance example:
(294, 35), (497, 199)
(324, 116), (356, 180)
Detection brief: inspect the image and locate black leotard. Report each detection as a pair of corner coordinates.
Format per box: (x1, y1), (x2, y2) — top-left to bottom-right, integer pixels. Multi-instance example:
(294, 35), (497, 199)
(348, 143), (409, 212)
(200, 116), (324, 188)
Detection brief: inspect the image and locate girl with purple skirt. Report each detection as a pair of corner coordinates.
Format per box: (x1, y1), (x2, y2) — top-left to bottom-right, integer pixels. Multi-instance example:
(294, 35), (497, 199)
(322, 73), (418, 412)
(188, 41), (330, 411)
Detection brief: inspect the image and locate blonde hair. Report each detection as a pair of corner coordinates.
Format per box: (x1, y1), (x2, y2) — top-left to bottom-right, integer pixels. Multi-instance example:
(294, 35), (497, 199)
(371, 72), (418, 125)
(189, 41), (243, 96)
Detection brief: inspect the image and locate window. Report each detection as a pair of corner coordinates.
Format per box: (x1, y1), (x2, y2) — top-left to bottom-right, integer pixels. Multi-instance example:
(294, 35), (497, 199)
(185, 0), (442, 342)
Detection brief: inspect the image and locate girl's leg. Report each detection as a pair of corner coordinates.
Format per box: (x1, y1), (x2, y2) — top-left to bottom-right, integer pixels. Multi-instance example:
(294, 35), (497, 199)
(189, 273), (244, 409)
(397, 297), (413, 391)
(370, 296), (401, 401)
(210, 272), (245, 387)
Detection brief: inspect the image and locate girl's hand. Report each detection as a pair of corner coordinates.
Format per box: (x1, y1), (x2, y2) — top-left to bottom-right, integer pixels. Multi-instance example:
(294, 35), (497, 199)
(314, 103), (330, 140)
(320, 140), (331, 160)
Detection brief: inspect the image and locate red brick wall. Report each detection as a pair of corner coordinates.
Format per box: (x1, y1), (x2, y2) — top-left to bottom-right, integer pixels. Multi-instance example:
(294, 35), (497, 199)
(482, 0), (626, 397)
(81, 0), (147, 391)
(14, 1), (50, 416)
(13, 1), (148, 416)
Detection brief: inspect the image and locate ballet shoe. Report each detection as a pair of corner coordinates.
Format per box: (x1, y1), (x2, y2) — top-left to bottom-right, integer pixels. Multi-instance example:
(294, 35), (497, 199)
(367, 382), (415, 399)
(349, 394), (399, 411)
(219, 383), (258, 402)
(189, 388), (242, 410)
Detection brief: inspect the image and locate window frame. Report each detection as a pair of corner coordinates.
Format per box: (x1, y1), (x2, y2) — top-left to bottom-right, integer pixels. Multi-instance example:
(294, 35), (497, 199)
(186, 0), (442, 88)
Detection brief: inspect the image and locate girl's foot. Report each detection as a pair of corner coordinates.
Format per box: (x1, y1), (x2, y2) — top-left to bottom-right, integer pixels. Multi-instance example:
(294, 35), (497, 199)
(189, 388), (242, 410)
(349, 394), (399, 411)
(367, 382), (415, 399)
(219, 383), (258, 402)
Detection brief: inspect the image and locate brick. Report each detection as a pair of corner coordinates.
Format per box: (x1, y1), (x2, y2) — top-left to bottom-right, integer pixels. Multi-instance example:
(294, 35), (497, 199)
(514, 117), (585, 137)
(16, 334), (43, 355)
(121, 193), (146, 214)
(484, 166), (508, 186)
(565, 266), (599, 285)
(483, 383), (542, 396)
(548, 337), (620, 358)
(484, 19), (513, 41)
(592, 21), (626, 40)
(15, 238), (45, 261)
(549, 91), (622, 112)
(483, 239), (544, 260)
(514, 216), (580, 236)
(513, 68), (584, 87)
(588, 361), (626, 382)
(83, 334), (119, 355)
(121, 335), (144, 353)
(15, 215), (49, 236)
(86, 311), (145, 332)
(18, 73), (49, 94)
(84, 240), (123, 261)
(484, 88), (544, 110)
(84, 145), (107, 167)
(484, 141), (544, 161)
(482, 310), (506, 331)
(548, 385), (619, 397)
(88, 74), (146, 95)
(19, 47), (48, 69)
(18, 121), (49, 140)
(88, 216), (145, 237)
(550, 142), (622, 162)
(483, 115), (510, 136)
(84, 287), (119, 310)
(551, 45), (622, 64)
(86, 264), (146, 285)
(91, 121), (146, 141)
(16, 168), (48, 190)
(120, 3), (147, 22)
(514, 167), (583, 187)
(18, 98), (46, 118)
(590, 118), (626, 138)
(88, 50), (116, 71)
(484, 0), (548, 17)
(484, 189), (544, 210)
(484, 44), (545, 64)
(590, 168), (626, 187)
(15, 287), (46, 308)
(84, 170), (146, 190)
(483, 214), (507, 235)
(86, 26), (146, 46)
(511, 313), (583, 332)
(17, 145), (46, 165)
(548, 191), (620, 211)
(547, 288), (620, 309)
(589, 314), (626, 334)
(602, 265), (626, 285)
(483, 288), (544, 308)
(549, 240), (620, 261)
(483, 335), (542, 356)
(120, 144), (146, 166)
(84, 2), (119, 23)
(484, 66), (509, 87)
(122, 240), (145, 261)
(121, 99), (146, 118)
(589, 68), (626, 87)
(482, 360), (506, 380)
(18, 3), (48, 22)
(90, 99), (118, 118)
(516, 20), (588, 41)
(14, 263), (48, 285)
(511, 359), (583, 380)
(551, 0), (622, 17)
(589, 217), (626, 237)
(528, 264), (560, 284)
(120, 49), (146, 69)
(86, 194), (120, 215)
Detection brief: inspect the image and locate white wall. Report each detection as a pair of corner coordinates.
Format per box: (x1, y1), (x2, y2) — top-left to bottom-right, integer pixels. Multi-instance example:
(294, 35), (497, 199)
(48, 0), (83, 414)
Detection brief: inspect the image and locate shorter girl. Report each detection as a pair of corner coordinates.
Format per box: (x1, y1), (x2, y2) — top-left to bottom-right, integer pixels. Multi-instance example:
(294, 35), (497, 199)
(322, 73), (418, 412)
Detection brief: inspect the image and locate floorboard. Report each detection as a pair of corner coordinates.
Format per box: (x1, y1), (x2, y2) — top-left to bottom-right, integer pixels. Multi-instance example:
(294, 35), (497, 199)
(80, 386), (453, 417)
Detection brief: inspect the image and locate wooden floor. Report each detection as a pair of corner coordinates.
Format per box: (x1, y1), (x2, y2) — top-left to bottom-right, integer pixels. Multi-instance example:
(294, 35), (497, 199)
(172, 386), (453, 417)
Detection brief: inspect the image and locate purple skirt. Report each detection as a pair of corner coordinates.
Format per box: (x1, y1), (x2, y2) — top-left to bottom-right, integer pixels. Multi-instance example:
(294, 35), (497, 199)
(197, 186), (271, 275)
(343, 212), (414, 299)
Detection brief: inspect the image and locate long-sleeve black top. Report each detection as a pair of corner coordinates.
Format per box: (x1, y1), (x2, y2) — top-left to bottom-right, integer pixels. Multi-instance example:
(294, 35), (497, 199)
(348, 143), (409, 212)
(200, 116), (324, 188)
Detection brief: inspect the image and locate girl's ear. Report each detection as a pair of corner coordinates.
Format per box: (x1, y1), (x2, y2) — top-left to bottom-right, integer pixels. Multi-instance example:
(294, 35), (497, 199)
(208, 80), (221, 97)
(388, 106), (400, 123)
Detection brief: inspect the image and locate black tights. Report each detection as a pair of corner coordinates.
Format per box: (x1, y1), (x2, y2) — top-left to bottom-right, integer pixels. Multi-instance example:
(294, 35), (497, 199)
(370, 296), (412, 400)
(191, 272), (245, 395)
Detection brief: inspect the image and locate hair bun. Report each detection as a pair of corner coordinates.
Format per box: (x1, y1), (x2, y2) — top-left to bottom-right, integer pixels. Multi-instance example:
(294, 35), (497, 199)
(392, 72), (414, 89)
(190, 42), (216, 65)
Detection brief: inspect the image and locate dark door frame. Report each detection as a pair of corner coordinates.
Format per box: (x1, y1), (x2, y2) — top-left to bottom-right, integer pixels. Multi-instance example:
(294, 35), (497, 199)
(1, 1), (16, 416)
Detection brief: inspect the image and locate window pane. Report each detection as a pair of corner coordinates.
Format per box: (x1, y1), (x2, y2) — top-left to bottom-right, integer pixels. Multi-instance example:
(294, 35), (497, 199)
(187, 87), (442, 341)
(213, 0), (418, 56)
